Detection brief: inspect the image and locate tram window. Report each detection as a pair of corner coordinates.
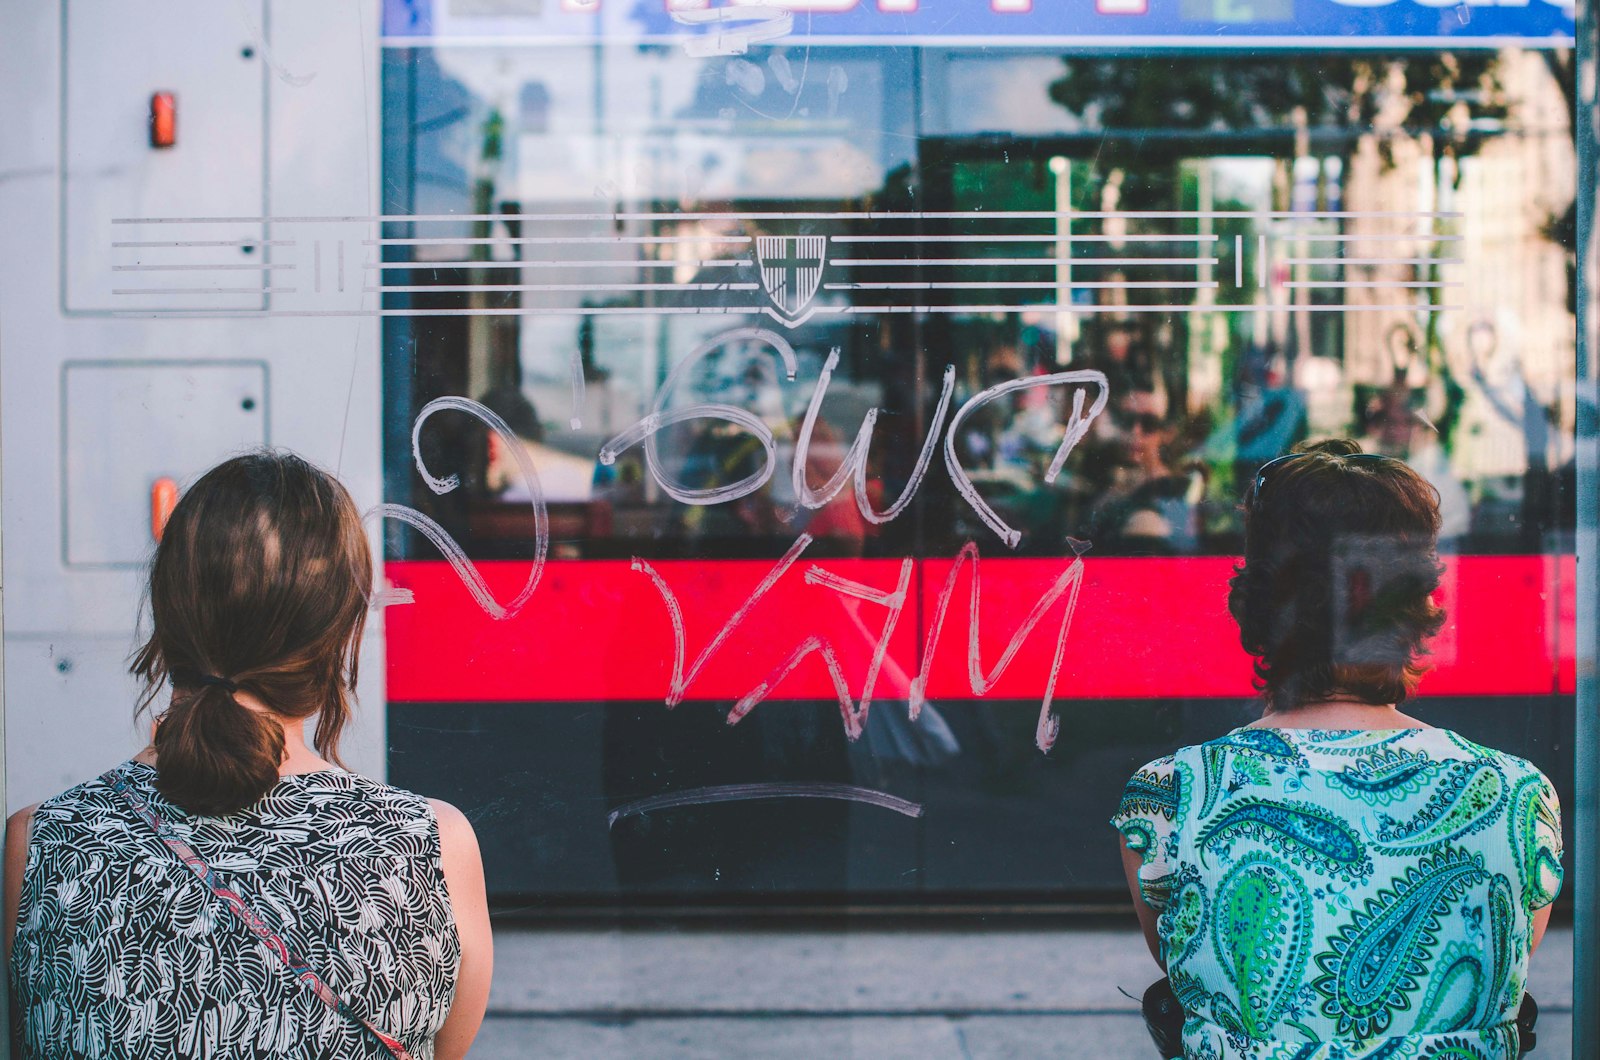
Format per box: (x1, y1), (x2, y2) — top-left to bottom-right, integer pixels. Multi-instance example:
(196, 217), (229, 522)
(389, 49), (1576, 565)
(369, 39), (1583, 914)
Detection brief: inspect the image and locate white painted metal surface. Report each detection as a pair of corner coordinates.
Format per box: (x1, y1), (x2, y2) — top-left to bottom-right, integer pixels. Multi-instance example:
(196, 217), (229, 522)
(0, 0), (386, 809)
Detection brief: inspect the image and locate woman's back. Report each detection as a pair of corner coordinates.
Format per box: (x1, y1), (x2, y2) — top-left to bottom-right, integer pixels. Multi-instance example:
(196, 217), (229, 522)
(11, 761), (460, 1059)
(1112, 725), (1563, 1057)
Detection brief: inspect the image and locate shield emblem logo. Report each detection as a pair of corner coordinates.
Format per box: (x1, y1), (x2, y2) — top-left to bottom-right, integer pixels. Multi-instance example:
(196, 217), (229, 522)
(755, 235), (827, 326)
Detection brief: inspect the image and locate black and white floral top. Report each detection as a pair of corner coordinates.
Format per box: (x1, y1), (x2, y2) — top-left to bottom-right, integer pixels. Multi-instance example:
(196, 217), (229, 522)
(10, 762), (460, 1059)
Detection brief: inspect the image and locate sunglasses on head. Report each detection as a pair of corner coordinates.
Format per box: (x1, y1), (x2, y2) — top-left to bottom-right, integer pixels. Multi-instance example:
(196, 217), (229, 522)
(1248, 451), (1401, 513)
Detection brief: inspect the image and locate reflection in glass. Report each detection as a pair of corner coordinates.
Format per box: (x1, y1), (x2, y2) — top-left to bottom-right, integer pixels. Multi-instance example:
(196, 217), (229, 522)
(381, 46), (1576, 911)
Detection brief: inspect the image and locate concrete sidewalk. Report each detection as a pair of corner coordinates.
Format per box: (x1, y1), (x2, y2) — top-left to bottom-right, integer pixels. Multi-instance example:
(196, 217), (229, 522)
(467, 925), (1575, 1058)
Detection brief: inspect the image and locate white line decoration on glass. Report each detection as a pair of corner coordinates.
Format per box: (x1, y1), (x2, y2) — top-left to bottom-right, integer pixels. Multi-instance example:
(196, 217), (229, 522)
(106, 211), (1463, 322)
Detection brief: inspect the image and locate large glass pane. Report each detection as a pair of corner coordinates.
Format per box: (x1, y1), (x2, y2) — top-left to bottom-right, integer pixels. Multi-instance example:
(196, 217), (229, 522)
(380, 43), (1579, 911)
(1, 2), (1584, 1056)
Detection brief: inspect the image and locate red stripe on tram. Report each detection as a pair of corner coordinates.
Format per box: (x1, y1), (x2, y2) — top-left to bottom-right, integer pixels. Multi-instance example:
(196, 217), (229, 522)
(383, 555), (1575, 703)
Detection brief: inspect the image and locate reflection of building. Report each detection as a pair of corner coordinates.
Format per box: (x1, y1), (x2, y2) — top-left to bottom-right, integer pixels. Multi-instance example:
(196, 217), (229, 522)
(1451, 51), (1576, 481)
(1341, 51), (1575, 486)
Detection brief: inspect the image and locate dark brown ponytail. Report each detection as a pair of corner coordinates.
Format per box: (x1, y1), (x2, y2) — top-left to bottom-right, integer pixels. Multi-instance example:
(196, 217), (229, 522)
(132, 451), (372, 816)
(149, 683), (286, 816)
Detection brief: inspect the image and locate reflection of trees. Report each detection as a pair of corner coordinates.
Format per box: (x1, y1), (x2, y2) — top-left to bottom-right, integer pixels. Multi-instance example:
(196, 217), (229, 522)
(1047, 55), (1506, 162)
(1539, 50), (1578, 315)
(1047, 54), (1518, 455)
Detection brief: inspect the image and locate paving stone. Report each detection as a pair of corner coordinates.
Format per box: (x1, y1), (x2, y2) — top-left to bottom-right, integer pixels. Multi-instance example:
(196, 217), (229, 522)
(475, 925), (1576, 1058)
(470, 1016), (967, 1059)
(488, 926), (1157, 1014)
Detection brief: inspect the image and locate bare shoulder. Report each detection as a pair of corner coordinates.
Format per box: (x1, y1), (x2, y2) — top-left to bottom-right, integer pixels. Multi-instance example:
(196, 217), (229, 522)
(5, 805), (41, 909)
(427, 798), (472, 834)
(6, 804), (40, 855)
(425, 799), (487, 935)
(6, 803), (39, 834)
(4, 802), (41, 960)
(427, 799), (482, 858)
(425, 799), (492, 1059)
(5, 803), (40, 882)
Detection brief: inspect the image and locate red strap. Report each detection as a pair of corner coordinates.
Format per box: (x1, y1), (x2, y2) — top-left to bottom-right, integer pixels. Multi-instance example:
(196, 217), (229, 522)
(103, 769), (418, 1060)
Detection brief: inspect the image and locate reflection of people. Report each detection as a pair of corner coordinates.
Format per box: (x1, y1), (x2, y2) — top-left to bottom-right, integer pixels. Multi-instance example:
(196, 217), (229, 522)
(600, 338), (856, 894)
(1111, 440), (1561, 1057)
(796, 419), (870, 554)
(1468, 323), (1560, 548)
(1085, 320), (1146, 399)
(1088, 388), (1204, 553)
(1231, 358), (1307, 485)
(5, 453), (492, 1059)
(477, 384), (596, 504)
(647, 325), (794, 548)
(1358, 385), (1471, 543)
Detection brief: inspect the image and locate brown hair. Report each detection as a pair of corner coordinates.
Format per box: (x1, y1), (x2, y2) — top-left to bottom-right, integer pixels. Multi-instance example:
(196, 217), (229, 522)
(1227, 438), (1446, 710)
(132, 451), (372, 816)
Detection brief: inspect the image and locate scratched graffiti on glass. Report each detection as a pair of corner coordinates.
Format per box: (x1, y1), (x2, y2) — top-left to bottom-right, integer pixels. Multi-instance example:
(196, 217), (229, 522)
(109, 208), (1460, 814)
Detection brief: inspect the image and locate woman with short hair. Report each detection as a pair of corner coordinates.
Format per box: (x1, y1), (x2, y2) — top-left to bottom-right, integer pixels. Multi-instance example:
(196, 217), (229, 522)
(5, 451), (491, 1059)
(1112, 438), (1562, 1058)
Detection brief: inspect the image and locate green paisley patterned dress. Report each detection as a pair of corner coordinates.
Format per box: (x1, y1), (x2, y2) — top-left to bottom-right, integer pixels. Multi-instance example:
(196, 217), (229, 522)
(1110, 727), (1563, 1060)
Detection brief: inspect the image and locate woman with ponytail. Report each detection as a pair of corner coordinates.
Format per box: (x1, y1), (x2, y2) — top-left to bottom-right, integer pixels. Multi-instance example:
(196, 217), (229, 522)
(4, 451), (491, 1059)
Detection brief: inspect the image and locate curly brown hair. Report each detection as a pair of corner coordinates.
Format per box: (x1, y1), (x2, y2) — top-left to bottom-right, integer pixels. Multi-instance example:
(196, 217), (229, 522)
(1227, 438), (1446, 710)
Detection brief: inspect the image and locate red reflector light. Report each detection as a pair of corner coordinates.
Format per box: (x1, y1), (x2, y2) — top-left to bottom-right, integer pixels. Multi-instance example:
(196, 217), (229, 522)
(151, 477), (179, 541)
(149, 92), (176, 148)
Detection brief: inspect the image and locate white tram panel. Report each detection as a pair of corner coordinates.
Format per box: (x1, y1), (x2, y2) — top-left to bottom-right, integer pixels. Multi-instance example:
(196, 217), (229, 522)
(0, 1), (386, 809)
(62, 0), (267, 313)
(63, 361), (269, 567)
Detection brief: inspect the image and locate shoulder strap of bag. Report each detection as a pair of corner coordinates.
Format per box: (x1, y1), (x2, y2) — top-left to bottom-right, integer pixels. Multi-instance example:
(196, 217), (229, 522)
(102, 768), (417, 1060)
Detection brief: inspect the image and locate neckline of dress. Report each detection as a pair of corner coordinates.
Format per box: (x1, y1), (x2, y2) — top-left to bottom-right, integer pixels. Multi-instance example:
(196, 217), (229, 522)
(123, 759), (348, 783)
(1231, 725), (1439, 735)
